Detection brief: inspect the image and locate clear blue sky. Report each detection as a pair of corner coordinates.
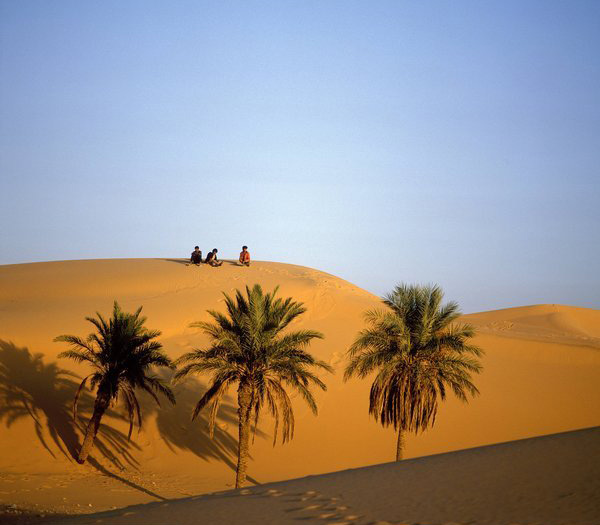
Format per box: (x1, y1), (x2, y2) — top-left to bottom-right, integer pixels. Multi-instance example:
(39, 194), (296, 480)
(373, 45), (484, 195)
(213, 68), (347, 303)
(1, 1), (599, 313)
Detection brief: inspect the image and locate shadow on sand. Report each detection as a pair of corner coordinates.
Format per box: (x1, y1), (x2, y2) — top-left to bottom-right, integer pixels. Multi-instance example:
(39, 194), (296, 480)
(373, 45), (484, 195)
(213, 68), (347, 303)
(0, 340), (140, 468)
(0, 341), (263, 490)
(164, 258), (190, 266)
(222, 260), (244, 267)
(164, 258), (243, 268)
(0, 340), (155, 497)
(138, 369), (263, 485)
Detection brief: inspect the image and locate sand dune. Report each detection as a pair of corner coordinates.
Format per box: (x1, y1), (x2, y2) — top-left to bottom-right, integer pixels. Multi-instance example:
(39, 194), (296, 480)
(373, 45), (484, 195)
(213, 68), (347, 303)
(463, 304), (600, 348)
(44, 427), (600, 525)
(1, 259), (599, 520)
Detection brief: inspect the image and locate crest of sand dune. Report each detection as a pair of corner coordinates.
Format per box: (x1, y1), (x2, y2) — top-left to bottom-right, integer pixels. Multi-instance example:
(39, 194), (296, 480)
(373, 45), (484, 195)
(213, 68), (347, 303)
(0, 259), (599, 516)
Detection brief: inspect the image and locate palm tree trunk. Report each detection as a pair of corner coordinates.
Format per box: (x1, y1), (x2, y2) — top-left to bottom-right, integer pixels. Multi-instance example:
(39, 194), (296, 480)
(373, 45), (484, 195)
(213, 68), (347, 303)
(235, 383), (252, 488)
(396, 428), (404, 461)
(77, 395), (109, 464)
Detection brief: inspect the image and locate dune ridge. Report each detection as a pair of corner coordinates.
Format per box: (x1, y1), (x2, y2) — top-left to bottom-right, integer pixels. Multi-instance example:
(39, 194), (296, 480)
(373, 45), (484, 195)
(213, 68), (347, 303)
(1, 259), (599, 519)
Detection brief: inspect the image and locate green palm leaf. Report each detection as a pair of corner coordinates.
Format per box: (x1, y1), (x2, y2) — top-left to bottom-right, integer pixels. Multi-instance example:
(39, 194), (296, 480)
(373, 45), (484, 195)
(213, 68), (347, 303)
(55, 301), (175, 463)
(345, 283), (483, 461)
(175, 284), (331, 488)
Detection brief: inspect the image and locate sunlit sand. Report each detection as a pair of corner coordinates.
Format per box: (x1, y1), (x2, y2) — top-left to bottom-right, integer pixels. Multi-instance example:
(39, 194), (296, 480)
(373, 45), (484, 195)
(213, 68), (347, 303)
(1, 259), (599, 522)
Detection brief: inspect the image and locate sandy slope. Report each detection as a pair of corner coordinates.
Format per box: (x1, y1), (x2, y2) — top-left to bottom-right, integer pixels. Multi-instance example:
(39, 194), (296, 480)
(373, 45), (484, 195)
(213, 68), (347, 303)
(0, 259), (599, 519)
(463, 304), (600, 347)
(45, 427), (600, 525)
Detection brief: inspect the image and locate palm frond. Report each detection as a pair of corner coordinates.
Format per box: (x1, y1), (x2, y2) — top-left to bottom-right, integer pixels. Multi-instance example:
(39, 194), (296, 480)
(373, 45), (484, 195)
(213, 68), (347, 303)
(183, 284), (331, 449)
(55, 300), (173, 442)
(346, 283), (483, 436)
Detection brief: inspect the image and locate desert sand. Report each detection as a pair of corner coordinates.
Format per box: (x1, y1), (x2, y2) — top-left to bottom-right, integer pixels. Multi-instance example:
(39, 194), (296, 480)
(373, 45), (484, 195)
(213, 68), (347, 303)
(1, 259), (599, 523)
(44, 427), (600, 525)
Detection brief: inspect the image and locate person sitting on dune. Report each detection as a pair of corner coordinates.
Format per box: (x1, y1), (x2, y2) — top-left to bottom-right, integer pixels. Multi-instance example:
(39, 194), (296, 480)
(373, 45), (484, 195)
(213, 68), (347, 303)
(205, 248), (223, 267)
(239, 246), (251, 266)
(190, 246), (202, 265)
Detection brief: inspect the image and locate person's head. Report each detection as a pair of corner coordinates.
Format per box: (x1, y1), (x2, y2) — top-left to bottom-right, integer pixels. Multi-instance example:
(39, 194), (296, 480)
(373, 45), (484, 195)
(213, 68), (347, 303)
(213, 248), (218, 253)
(194, 246), (199, 251)
(242, 245), (248, 251)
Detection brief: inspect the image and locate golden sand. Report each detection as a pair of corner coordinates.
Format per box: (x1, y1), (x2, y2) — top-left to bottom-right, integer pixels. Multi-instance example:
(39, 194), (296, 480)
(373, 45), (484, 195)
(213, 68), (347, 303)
(1, 259), (599, 521)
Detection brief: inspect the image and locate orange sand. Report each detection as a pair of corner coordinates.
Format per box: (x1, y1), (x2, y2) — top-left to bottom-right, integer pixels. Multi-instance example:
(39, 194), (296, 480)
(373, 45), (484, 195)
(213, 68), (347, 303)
(0, 259), (599, 520)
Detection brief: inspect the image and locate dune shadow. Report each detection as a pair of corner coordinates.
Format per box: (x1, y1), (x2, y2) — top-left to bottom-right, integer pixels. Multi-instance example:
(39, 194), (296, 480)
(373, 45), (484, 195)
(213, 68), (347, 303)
(222, 260), (243, 267)
(0, 505), (70, 525)
(0, 340), (140, 472)
(139, 370), (263, 484)
(164, 258), (242, 268)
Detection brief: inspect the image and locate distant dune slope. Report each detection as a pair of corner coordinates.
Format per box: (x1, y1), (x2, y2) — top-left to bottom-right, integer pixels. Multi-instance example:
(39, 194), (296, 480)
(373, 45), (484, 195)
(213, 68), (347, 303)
(47, 427), (600, 525)
(1, 259), (599, 511)
(463, 303), (600, 347)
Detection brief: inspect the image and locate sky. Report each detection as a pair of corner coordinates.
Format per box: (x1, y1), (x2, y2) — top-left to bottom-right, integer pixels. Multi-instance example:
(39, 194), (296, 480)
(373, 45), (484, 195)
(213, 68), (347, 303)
(1, 1), (599, 313)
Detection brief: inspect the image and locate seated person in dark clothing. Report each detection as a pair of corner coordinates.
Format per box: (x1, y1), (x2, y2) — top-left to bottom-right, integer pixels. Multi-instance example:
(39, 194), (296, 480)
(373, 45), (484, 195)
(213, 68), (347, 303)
(205, 248), (223, 267)
(190, 246), (202, 265)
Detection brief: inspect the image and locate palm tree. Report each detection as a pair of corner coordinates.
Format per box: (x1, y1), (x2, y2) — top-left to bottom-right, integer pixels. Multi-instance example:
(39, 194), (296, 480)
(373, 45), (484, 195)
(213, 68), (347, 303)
(55, 301), (176, 464)
(344, 284), (483, 461)
(175, 284), (332, 488)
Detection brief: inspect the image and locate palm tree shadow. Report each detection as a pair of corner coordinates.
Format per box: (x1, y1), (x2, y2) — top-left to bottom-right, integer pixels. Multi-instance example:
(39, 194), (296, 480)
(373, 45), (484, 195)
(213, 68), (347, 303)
(87, 457), (166, 500)
(0, 340), (140, 471)
(140, 371), (263, 484)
